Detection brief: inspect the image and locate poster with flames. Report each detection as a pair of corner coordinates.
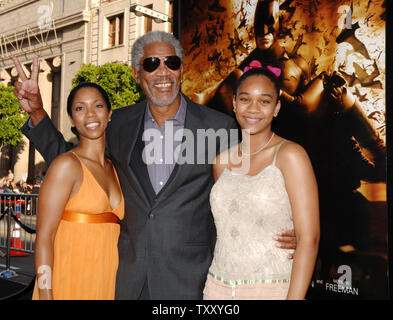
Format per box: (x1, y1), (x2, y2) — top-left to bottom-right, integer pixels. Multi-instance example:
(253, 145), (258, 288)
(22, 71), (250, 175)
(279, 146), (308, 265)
(178, 0), (388, 299)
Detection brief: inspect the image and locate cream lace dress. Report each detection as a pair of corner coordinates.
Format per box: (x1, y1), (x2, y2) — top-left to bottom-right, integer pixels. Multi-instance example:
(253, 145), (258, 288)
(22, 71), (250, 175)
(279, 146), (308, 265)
(204, 141), (293, 300)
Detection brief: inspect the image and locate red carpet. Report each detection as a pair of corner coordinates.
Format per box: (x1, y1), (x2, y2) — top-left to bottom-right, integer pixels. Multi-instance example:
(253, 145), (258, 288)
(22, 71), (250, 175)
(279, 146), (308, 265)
(0, 277), (34, 300)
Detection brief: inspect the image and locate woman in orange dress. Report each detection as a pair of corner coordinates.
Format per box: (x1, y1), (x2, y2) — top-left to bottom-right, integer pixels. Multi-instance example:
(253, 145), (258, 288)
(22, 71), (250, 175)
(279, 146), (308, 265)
(32, 82), (124, 300)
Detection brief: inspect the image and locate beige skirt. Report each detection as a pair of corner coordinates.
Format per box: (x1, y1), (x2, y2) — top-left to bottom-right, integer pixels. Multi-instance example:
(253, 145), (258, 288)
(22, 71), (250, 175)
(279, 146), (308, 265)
(203, 274), (290, 300)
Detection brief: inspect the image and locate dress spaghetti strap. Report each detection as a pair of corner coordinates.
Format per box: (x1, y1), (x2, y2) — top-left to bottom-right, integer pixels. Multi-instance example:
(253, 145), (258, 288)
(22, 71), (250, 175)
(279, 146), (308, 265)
(272, 140), (286, 166)
(69, 150), (82, 165)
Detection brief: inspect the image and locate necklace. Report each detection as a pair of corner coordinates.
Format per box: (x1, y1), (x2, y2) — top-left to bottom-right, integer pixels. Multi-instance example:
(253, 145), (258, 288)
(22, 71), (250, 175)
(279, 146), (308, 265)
(240, 132), (275, 157)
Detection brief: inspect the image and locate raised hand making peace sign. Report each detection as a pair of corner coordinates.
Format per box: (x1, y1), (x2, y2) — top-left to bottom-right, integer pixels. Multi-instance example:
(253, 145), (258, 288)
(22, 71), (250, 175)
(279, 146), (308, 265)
(12, 57), (46, 126)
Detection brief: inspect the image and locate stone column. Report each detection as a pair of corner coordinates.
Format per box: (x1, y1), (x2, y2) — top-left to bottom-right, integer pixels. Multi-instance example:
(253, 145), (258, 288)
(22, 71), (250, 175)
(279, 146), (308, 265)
(33, 59), (53, 178)
(49, 56), (62, 128)
(37, 59), (53, 122)
(0, 68), (11, 86)
(51, 56), (62, 71)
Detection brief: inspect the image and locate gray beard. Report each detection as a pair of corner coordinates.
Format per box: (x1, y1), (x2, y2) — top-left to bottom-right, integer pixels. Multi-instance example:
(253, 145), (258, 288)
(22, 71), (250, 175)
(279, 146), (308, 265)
(148, 80), (181, 107)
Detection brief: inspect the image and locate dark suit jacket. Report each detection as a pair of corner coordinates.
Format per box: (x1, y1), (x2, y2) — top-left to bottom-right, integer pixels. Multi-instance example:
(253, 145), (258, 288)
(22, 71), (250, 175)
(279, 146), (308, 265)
(22, 95), (237, 299)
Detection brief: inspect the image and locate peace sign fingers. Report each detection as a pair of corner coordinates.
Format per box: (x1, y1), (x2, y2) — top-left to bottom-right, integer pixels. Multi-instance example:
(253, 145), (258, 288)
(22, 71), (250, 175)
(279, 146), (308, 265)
(31, 58), (40, 83)
(12, 57), (28, 82)
(12, 56), (44, 118)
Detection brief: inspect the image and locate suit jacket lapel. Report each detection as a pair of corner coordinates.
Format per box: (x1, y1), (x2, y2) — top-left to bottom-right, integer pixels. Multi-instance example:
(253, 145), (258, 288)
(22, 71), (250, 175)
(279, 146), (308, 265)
(117, 102), (152, 208)
(120, 103), (145, 166)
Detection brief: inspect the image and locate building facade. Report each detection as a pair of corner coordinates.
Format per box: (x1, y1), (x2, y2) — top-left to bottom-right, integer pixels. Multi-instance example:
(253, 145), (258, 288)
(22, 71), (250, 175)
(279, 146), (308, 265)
(0, 0), (173, 183)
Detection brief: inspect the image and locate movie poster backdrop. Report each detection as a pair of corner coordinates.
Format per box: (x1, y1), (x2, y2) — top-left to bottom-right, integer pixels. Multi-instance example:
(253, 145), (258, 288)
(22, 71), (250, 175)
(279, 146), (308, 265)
(177, 0), (388, 299)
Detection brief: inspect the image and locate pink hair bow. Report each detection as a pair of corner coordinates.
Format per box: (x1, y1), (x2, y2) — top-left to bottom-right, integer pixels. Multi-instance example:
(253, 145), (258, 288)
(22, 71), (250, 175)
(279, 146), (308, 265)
(243, 60), (262, 72)
(267, 65), (282, 78)
(243, 60), (281, 78)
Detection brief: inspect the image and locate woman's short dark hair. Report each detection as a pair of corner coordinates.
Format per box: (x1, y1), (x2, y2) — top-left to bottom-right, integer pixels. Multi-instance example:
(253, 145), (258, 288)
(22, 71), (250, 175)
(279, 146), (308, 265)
(67, 82), (111, 117)
(234, 67), (281, 101)
(67, 82), (111, 136)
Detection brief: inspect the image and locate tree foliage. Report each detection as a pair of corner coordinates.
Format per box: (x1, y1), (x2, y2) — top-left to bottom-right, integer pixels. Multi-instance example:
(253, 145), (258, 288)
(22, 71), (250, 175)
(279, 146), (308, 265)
(0, 85), (28, 147)
(72, 62), (145, 110)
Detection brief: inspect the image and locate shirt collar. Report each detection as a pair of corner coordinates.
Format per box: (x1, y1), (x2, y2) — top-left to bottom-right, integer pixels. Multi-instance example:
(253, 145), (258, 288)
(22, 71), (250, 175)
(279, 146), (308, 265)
(145, 94), (187, 125)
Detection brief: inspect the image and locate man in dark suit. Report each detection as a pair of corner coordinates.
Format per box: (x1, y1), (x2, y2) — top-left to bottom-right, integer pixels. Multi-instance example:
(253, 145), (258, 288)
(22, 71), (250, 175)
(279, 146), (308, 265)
(13, 31), (295, 299)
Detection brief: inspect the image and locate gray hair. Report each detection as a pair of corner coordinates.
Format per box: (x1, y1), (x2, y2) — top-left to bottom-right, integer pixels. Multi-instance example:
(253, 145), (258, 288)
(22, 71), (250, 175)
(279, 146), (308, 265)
(131, 31), (184, 71)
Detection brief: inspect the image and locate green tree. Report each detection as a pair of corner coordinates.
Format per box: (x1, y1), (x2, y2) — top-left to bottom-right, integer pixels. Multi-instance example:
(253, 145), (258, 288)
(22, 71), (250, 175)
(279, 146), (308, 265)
(0, 85), (28, 147)
(72, 62), (145, 110)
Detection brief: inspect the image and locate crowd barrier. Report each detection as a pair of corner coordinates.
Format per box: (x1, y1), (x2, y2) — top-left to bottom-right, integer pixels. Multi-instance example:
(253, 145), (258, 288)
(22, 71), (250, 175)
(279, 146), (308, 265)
(0, 193), (37, 279)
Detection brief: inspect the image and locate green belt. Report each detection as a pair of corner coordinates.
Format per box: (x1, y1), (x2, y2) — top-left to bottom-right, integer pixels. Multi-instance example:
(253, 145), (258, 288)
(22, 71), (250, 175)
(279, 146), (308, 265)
(208, 271), (290, 299)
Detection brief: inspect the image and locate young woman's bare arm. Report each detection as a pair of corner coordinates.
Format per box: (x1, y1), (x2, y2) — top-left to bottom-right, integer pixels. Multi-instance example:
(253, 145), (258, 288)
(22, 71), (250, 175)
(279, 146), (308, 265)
(277, 142), (320, 300)
(34, 153), (80, 300)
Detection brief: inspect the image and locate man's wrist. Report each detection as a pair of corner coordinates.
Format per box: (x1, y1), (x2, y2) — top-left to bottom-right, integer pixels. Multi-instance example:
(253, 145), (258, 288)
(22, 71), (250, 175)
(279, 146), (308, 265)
(29, 109), (47, 127)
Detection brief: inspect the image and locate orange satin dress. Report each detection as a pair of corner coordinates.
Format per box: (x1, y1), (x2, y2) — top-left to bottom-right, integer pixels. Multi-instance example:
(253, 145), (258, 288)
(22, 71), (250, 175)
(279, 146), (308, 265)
(32, 153), (124, 300)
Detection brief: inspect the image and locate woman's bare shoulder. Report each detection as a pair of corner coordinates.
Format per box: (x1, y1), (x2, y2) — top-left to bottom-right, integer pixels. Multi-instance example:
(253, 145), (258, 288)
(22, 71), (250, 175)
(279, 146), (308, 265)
(46, 151), (82, 179)
(277, 139), (309, 160)
(275, 138), (314, 178)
